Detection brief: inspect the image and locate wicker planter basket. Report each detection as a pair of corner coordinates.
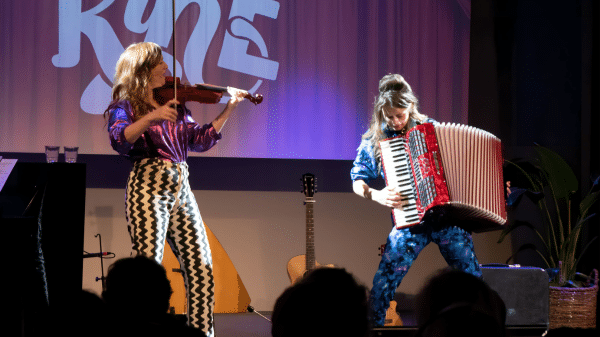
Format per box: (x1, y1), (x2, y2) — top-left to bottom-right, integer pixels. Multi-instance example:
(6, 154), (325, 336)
(549, 269), (598, 329)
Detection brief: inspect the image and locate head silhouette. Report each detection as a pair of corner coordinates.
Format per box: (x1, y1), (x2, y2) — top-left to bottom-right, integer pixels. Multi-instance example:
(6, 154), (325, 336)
(272, 267), (369, 337)
(102, 256), (173, 319)
(415, 269), (507, 337)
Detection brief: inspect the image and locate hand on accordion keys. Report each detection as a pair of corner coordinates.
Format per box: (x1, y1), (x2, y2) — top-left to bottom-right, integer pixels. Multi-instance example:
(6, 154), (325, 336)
(373, 185), (408, 209)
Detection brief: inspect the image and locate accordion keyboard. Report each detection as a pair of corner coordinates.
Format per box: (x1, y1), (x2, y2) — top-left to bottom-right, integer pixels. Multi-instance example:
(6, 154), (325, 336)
(380, 137), (420, 227)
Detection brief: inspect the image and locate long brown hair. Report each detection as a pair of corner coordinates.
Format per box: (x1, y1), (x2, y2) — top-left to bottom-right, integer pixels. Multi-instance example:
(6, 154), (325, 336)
(104, 42), (163, 121)
(363, 74), (428, 169)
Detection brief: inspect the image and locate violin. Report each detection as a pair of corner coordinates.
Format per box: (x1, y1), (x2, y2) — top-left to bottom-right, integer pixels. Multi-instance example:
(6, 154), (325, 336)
(153, 76), (263, 106)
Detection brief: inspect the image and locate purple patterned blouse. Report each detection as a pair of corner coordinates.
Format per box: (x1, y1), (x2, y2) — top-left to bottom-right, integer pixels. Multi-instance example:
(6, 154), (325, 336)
(107, 101), (221, 163)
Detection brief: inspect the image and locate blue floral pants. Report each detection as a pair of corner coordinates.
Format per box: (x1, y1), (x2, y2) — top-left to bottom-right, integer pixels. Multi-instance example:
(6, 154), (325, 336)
(370, 221), (481, 326)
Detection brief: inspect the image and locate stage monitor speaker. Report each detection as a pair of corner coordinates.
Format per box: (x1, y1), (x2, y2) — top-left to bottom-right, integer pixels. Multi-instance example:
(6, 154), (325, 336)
(481, 266), (549, 328)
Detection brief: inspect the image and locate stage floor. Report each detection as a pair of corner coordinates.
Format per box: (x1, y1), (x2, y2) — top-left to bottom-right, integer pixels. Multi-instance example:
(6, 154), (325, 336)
(214, 311), (553, 337)
(214, 312), (272, 337)
(214, 310), (418, 336)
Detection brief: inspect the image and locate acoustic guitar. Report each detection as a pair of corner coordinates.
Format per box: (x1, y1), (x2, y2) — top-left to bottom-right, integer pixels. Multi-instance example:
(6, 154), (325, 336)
(385, 301), (402, 326)
(287, 173), (333, 284)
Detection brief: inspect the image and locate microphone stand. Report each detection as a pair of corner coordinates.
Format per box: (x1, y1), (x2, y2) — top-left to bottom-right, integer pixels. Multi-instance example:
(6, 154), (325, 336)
(95, 233), (106, 293)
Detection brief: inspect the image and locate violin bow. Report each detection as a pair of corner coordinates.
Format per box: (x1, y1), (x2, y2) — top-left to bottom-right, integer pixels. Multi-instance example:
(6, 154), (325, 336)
(172, 0), (177, 104)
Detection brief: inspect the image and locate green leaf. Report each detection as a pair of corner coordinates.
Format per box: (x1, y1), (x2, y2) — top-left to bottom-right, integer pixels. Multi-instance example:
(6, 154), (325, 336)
(533, 145), (578, 199)
(580, 191), (600, 219)
(569, 237), (597, 280)
(557, 216), (597, 279)
(567, 214), (597, 244)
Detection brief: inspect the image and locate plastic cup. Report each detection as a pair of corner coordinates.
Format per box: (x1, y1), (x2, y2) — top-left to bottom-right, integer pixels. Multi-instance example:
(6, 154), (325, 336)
(45, 146), (59, 163)
(64, 146), (79, 163)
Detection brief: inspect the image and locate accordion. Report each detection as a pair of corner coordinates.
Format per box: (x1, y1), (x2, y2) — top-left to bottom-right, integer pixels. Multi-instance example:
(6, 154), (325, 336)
(380, 123), (506, 232)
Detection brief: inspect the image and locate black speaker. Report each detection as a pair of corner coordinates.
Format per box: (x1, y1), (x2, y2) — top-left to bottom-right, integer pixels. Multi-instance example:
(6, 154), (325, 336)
(481, 266), (549, 328)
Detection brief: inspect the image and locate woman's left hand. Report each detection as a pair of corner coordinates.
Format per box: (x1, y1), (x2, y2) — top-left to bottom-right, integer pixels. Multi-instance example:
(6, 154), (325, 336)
(212, 87), (249, 133)
(227, 86), (248, 105)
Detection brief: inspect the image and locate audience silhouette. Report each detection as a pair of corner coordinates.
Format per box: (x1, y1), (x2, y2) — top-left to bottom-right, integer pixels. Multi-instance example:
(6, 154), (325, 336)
(414, 268), (507, 337)
(271, 267), (370, 337)
(102, 255), (202, 337)
(65, 290), (109, 337)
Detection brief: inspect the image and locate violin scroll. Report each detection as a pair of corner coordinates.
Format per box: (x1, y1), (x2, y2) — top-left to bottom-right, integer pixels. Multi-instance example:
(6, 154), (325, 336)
(246, 93), (263, 105)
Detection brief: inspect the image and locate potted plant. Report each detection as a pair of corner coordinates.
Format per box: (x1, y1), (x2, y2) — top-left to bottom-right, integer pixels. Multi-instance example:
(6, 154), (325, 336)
(498, 144), (599, 329)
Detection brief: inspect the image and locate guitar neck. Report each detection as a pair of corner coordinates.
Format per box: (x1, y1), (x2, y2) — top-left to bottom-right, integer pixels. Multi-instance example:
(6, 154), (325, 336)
(305, 198), (315, 272)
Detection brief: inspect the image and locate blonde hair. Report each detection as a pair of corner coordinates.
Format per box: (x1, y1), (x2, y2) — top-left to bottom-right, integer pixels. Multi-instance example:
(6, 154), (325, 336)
(363, 74), (428, 168)
(105, 42), (163, 121)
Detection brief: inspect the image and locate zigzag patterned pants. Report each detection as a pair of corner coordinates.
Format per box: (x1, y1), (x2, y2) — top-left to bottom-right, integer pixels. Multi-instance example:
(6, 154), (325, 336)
(370, 221), (481, 327)
(125, 158), (215, 337)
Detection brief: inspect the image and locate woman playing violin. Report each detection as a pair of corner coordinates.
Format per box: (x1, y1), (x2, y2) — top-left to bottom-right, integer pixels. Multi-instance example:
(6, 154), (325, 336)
(104, 41), (247, 337)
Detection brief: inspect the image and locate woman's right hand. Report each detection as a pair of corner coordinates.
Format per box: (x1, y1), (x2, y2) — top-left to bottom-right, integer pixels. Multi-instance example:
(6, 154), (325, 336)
(147, 98), (179, 123)
(372, 185), (403, 208)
